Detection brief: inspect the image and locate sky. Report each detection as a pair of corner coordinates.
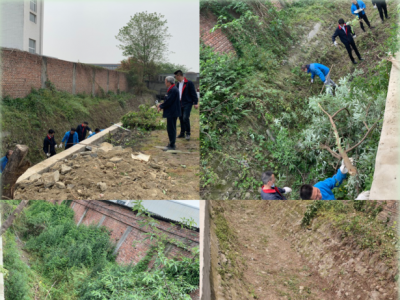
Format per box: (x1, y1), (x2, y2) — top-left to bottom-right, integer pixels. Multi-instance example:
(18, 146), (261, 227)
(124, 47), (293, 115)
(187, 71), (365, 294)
(43, 0), (199, 72)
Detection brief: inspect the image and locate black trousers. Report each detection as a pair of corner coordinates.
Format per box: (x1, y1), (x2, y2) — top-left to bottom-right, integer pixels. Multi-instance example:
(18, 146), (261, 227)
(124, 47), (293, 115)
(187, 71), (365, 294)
(167, 117), (178, 147)
(376, 2), (388, 21)
(179, 104), (193, 136)
(65, 144), (73, 150)
(358, 14), (371, 31)
(345, 40), (362, 62)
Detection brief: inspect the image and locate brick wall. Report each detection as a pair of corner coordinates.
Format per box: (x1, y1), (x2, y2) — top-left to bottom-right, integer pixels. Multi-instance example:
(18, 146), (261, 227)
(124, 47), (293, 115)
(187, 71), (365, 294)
(1, 47), (130, 99)
(1, 48), (42, 98)
(200, 11), (236, 54)
(47, 57), (73, 94)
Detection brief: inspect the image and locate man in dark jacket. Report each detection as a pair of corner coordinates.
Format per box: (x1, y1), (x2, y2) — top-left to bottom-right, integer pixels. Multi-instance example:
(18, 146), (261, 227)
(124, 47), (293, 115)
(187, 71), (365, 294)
(260, 171), (292, 200)
(351, 0), (374, 32)
(332, 19), (365, 64)
(43, 129), (57, 158)
(157, 76), (181, 150)
(174, 70), (199, 141)
(76, 122), (92, 142)
(372, 0), (389, 23)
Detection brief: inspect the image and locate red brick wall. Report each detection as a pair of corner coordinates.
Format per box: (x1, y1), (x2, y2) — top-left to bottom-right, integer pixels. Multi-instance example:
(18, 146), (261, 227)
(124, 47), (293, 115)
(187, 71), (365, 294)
(1, 48), (129, 99)
(75, 63), (94, 95)
(70, 200), (199, 265)
(200, 11), (236, 54)
(1, 48), (42, 98)
(47, 57), (73, 94)
(94, 68), (109, 94)
(118, 72), (129, 92)
(109, 71), (119, 91)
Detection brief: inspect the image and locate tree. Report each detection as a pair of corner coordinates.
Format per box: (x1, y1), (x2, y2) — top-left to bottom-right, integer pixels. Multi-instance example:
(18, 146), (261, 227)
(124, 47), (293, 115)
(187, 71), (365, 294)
(0, 200), (29, 236)
(116, 12), (172, 84)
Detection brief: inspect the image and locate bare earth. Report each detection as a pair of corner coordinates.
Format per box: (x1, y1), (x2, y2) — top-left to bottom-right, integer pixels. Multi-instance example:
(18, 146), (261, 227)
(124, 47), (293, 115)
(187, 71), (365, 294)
(14, 111), (200, 200)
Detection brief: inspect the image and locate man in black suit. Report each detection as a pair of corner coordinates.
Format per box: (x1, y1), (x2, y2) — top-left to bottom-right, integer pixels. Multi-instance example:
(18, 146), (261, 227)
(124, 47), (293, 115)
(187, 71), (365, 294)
(332, 18), (365, 64)
(157, 76), (181, 150)
(76, 122), (92, 142)
(174, 70), (198, 141)
(372, 0), (390, 23)
(43, 129), (57, 158)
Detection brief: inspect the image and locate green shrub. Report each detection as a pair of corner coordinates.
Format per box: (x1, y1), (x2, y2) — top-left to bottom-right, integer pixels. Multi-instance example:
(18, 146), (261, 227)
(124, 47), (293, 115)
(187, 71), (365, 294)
(3, 231), (31, 300)
(121, 104), (166, 130)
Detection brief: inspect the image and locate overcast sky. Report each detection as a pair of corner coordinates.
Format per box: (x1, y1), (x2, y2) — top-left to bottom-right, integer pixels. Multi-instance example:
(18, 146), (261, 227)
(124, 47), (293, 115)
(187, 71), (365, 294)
(43, 0), (199, 72)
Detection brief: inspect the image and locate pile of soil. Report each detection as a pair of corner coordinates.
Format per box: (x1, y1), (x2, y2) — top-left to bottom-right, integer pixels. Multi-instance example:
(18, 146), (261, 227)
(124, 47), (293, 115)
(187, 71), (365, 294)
(14, 142), (198, 200)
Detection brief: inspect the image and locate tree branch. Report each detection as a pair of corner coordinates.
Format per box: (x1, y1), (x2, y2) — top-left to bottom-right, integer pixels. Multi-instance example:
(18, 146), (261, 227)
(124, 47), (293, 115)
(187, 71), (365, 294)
(345, 122), (378, 153)
(318, 103), (357, 175)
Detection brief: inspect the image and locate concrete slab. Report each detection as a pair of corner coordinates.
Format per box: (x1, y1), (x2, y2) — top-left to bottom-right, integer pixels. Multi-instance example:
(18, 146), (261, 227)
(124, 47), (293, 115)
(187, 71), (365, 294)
(200, 200), (210, 300)
(16, 123), (123, 184)
(370, 51), (400, 200)
(0, 208), (4, 300)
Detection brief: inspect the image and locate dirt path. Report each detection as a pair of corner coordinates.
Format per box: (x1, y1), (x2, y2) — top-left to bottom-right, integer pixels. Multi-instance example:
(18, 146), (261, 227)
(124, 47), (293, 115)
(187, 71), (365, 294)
(225, 201), (335, 300)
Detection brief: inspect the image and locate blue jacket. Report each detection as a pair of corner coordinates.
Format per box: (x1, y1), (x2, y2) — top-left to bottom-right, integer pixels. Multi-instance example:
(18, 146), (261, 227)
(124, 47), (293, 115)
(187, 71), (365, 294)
(308, 63), (330, 82)
(159, 85), (181, 118)
(88, 130), (104, 138)
(351, 0), (366, 16)
(0, 156), (8, 172)
(315, 169), (347, 200)
(61, 131), (79, 147)
(177, 78), (198, 107)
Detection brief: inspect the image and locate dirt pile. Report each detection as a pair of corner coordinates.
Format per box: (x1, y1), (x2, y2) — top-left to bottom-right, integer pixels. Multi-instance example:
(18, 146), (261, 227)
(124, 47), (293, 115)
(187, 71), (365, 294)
(14, 142), (198, 200)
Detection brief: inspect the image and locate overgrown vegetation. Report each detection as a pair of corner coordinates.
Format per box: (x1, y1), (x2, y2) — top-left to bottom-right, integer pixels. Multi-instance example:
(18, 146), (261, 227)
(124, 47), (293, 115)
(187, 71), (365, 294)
(121, 104), (166, 130)
(301, 200), (397, 258)
(2, 200), (199, 299)
(1, 85), (141, 164)
(200, 0), (400, 199)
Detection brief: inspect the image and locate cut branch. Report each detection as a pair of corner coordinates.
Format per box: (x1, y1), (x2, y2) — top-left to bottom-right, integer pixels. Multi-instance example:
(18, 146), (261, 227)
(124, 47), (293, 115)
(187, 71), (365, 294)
(320, 144), (341, 159)
(332, 107), (350, 119)
(318, 103), (357, 176)
(345, 122), (378, 153)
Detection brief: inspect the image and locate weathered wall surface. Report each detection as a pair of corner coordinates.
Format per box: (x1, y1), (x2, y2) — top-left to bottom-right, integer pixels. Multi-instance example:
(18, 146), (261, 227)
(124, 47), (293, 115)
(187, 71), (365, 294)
(1, 48), (130, 99)
(200, 10), (236, 54)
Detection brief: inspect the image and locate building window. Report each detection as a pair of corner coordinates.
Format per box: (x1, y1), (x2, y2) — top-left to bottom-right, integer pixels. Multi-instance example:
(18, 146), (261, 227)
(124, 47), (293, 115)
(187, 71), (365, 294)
(29, 13), (36, 23)
(30, 0), (37, 12)
(29, 39), (36, 54)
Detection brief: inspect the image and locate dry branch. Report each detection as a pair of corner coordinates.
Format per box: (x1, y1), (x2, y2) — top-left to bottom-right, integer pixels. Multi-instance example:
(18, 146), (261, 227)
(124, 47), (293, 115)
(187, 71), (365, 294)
(318, 104), (357, 175)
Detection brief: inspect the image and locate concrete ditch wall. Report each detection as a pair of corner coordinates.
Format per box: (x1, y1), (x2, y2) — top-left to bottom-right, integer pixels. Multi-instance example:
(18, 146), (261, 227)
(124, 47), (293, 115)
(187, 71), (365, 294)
(1, 47), (129, 99)
(370, 48), (400, 200)
(0, 209), (4, 300)
(200, 200), (211, 300)
(16, 123), (123, 183)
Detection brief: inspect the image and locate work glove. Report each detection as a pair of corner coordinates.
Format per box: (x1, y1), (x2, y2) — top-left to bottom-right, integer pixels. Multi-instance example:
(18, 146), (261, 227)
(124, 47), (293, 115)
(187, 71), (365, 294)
(353, 34), (357, 38)
(339, 158), (354, 174)
(373, 4), (377, 8)
(46, 153), (50, 158)
(355, 191), (370, 200)
(333, 41), (338, 47)
(55, 144), (58, 149)
(89, 131), (93, 135)
(324, 79), (328, 84)
(283, 187), (292, 194)
(310, 79), (314, 83)
(59, 143), (63, 148)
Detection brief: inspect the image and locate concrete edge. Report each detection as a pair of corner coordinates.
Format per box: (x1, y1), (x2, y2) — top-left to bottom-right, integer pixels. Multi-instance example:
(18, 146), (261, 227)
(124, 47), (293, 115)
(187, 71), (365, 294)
(200, 200), (210, 300)
(0, 208), (4, 300)
(16, 123), (123, 183)
(370, 48), (400, 199)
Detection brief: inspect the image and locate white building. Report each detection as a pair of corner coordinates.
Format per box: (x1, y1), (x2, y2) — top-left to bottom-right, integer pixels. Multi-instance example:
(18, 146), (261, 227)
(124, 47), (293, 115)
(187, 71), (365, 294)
(0, 0), (44, 54)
